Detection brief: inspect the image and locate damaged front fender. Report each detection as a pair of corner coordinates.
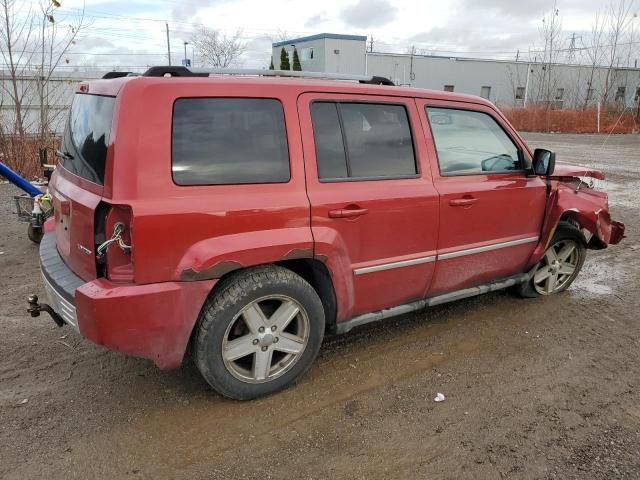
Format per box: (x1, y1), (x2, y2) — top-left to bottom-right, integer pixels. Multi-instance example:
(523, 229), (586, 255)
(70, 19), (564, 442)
(528, 178), (625, 268)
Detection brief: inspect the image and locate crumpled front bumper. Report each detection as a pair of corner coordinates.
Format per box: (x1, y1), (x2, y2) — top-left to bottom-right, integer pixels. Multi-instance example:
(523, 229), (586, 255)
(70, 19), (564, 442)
(38, 233), (215, 369)
(608, 220), (625, 245)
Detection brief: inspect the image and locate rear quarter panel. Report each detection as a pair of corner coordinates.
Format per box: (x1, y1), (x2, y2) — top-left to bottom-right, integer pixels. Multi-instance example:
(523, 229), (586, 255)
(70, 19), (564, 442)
(109, 79), (312, 284)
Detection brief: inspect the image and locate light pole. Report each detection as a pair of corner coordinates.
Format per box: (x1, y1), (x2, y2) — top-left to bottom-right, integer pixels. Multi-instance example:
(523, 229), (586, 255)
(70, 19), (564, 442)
(183, 41), (189, 66)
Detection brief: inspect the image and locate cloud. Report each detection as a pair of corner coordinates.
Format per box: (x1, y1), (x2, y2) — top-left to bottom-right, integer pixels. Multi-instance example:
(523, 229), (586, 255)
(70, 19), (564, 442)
(243, 36), (274, 69)
(341, 0), (397, 28)
(408, 14), (541, 58)
(171, 0), (229, 22)
(457, 0), (548, 19)
(76, 36), (116, 51)
(304, 11), (329, 29)
(456, 0), (609, 21)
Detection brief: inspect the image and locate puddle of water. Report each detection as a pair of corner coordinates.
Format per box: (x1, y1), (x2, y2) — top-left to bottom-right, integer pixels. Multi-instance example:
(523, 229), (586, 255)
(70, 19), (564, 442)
(572, 277), (614, 296)
(572, 257), (628, 297)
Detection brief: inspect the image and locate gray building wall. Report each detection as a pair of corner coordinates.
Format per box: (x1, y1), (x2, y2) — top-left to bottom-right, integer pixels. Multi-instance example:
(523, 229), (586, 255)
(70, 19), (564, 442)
(272, 34), (640, 109)
(323, 38), (366, 74)
(366, 53), (640, 109)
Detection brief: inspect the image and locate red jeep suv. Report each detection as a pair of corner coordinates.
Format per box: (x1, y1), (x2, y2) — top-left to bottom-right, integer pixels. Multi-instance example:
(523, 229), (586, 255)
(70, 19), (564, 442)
(30, 67), (624, 400)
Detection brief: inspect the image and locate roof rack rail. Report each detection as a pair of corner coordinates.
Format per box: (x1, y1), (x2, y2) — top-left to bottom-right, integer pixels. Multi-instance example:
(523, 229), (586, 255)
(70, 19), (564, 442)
(143, 66), (208, 77)
(102, 71), (134, 79)
(141, 66), (395, 86)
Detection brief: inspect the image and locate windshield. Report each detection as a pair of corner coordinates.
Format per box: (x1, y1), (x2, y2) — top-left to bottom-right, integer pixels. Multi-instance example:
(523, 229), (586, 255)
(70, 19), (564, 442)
(61, 94), (115, 185)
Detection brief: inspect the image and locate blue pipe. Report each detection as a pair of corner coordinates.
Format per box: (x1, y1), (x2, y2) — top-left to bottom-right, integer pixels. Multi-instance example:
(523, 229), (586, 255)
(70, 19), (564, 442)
(0, 161), (42, 197)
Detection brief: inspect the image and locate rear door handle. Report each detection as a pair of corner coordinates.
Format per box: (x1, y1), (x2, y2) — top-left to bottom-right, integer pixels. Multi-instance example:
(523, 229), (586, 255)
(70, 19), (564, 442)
(328, 207), (369, 218)
(449, 197), (478, 207)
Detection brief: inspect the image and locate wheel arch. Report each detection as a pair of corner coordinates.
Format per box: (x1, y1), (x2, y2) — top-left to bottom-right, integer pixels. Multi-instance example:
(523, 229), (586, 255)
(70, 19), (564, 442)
(187, 259), (339, 357)
(275, 258), (338, 333)
(528, 183), (622, 269)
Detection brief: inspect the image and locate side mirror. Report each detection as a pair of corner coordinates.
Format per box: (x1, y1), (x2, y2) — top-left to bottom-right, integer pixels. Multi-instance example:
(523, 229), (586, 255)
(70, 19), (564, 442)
(532, 149), (556, 176)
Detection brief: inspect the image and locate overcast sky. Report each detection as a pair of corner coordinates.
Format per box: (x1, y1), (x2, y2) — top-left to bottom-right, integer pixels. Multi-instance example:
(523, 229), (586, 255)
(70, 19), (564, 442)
(51, 0), (636, 71)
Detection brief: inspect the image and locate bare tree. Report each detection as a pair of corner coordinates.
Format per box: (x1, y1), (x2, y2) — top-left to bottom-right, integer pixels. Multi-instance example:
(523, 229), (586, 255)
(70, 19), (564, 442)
(538, 5), (565, 106)
(34, 1), (85, 148)
(0, 0), (85, 175)
(601, 0), (635, 105)
(271, 28), (290, 43)
(582, 11), (607, 109)
(191, 27), (246, 69)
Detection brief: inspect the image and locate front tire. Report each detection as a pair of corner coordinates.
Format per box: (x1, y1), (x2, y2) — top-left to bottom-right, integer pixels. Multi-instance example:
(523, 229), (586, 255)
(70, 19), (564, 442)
(194, 265), (325, 400)
(517, 223), (587, 297)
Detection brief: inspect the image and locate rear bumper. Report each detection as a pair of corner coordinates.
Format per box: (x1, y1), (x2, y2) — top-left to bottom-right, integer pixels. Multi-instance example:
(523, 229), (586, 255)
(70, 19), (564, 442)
(39, 233), (215, 369)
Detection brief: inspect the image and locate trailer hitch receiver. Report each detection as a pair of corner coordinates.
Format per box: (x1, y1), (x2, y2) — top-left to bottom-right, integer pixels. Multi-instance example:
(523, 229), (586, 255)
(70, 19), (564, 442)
(27, 294), (65, 327)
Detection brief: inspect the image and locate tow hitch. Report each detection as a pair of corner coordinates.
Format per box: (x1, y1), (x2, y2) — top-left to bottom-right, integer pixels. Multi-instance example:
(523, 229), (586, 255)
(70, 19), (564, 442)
(27, 294), (65, 327)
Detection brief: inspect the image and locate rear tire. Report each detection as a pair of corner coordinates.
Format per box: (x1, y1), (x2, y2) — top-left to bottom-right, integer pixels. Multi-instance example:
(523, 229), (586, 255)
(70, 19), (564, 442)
(27, 224), (43, 243)
(194, 265), (325, 400)
(516, 222), (586, 298)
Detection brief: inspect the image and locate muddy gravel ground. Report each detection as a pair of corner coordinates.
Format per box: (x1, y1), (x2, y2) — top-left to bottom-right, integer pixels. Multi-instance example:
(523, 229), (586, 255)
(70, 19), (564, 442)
(1, 133), (639, 479)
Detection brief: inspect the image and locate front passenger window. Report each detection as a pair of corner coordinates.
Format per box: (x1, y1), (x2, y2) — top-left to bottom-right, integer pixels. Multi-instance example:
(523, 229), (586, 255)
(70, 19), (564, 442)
(426, 107), (521, 175)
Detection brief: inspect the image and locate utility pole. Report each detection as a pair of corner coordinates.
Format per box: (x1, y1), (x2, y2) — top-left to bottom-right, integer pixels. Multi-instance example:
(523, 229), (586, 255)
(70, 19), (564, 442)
(524, 64), (531, 107)
(165, 22), (172, 66)
(369, 36), (374, 53)
(409, 45), (416, 83)
(516, 49), (520, 62)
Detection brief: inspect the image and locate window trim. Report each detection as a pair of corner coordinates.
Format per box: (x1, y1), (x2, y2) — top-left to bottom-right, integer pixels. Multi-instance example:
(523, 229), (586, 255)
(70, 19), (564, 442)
(170, 96), (292, 187)
(425, 105), (529, 178)
(310, 99), (421, 183)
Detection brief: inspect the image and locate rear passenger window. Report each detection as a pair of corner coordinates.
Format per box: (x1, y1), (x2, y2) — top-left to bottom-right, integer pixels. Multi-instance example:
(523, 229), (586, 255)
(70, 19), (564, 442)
(311, 102), (417, 180)
(172, 98), (290, 185)
(426, 107), (522, 175)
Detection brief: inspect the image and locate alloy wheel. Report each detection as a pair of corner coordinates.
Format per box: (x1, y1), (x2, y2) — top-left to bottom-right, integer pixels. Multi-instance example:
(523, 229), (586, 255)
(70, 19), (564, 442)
(221, 295), (310, 383)
(533, 239), (580, 295)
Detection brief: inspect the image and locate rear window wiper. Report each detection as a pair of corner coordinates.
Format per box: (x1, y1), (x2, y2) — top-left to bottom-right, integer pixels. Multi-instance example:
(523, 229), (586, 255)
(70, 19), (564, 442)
(55, 149), (74, 160)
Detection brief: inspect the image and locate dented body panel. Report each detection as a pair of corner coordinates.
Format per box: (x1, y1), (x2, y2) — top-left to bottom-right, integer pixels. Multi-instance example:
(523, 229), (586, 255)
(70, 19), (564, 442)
(549, 163), (606, 181)
(527, 166), (624, 269)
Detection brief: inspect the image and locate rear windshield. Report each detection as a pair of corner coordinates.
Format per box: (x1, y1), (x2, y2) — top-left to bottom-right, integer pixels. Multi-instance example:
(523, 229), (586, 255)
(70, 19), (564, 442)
(61, 94), (115, 185)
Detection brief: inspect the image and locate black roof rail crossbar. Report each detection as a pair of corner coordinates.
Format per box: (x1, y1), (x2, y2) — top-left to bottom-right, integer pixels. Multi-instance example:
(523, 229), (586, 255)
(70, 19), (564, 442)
(139, 66), (395, 85)
(102, 71), (133, 79)
(143, 66), (208, 77)
(362, 75), (395, 86)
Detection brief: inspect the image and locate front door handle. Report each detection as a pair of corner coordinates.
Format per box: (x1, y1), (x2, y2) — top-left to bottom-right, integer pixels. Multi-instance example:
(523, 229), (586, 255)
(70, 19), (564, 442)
(449, 197), (478, 207)
(328, 207), (369, 218)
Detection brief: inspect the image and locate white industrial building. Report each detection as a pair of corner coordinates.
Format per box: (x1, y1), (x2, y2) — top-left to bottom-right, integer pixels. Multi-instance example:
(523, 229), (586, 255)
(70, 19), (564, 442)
(273, 33), (640, 109)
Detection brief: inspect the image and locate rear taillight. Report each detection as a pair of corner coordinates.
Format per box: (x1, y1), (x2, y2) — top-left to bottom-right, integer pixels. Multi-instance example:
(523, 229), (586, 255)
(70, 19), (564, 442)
(100, 204), (134, 282)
